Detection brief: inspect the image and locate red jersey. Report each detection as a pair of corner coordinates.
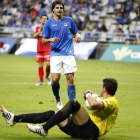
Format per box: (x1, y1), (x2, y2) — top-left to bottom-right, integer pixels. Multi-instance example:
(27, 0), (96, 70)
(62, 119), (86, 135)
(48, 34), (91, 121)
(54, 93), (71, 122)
(34, 25), (51, 53)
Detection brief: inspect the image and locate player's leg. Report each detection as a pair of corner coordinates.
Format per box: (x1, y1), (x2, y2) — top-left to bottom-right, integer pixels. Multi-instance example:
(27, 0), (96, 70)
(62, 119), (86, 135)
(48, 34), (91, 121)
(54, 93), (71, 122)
(66, 73), (76, 100)
(1, 105), (55, 125)
(51, 73), (63, 109)
(38, 62), (44, 82)
(42, 100), (85, 130)
(50, 56), (63, 110)
(14, 111), (55, 124)
(35, 52), (44, 86)
(44, 53), (51, 85)
(42, 100), (96, 139)
(71, 105), (99, 139)
(26, 100), (89, 136)
(46, 63), (51, 85)
(57, 100), (89, 128)
(63, 56), (77, 100)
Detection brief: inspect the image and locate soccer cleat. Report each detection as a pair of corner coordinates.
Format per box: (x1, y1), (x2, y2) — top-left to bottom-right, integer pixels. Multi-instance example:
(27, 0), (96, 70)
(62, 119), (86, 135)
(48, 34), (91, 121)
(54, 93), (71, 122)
(35, 81), (44, 86)
(1, 105), (16, 126)
(26, 124), (48, 137)
(56, 100), (63, 110)
(46, 78), (51, 85)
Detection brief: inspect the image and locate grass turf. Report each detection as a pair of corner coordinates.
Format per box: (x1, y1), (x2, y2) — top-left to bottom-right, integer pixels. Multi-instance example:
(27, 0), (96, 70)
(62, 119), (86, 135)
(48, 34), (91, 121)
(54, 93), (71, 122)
(0, 54), (140, 140)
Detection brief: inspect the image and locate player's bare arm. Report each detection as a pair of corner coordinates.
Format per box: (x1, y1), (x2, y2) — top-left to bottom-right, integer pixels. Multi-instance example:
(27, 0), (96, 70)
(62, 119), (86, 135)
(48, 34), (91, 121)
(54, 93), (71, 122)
(83, 91), (104, 110)
(74, 33), (81, 43)
(42, 37), (60, 44)
(87, 96), (104, 110)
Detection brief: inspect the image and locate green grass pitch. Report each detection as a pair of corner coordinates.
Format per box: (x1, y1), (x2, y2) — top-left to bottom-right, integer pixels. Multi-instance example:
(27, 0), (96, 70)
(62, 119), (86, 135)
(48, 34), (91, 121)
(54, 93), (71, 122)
(0, 54), (140, 140)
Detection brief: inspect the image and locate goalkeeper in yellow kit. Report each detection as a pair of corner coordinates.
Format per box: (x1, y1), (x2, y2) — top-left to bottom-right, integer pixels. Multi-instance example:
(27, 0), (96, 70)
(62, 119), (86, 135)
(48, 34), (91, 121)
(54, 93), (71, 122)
(1, 78), (119, 140)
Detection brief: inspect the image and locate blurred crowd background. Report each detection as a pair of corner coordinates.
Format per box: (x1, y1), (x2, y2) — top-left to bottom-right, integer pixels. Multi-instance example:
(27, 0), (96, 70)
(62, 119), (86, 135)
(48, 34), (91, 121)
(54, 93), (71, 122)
(0, 0), (140, 44)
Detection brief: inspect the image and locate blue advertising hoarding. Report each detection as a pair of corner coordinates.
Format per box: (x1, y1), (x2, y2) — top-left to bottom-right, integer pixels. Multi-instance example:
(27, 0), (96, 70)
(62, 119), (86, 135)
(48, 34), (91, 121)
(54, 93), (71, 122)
(100, 44), (140, 63)
(0, 38), (18, 54)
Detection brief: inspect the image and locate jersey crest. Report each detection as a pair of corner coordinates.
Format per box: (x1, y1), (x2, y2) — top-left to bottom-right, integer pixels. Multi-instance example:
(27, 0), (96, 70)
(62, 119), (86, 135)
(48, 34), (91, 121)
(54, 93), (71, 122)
(64, 21), (67, 26)
(104, 100), (109, 104)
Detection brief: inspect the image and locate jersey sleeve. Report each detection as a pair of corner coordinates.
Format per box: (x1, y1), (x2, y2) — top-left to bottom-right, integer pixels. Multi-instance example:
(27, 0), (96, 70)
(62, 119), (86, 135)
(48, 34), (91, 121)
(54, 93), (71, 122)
(101, 98), (116, 111)
(42, 20), (50, 38)
(70, 18), (78, 34)
(101, 99), (110, 110)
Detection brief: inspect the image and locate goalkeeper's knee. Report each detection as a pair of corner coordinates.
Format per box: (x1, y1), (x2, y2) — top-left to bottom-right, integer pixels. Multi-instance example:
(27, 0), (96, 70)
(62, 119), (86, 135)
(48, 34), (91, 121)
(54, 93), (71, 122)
(69, 99), (81, 113)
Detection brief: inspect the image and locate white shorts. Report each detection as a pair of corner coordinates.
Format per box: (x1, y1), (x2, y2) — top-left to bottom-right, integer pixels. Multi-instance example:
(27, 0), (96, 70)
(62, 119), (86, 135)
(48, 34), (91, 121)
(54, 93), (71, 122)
(50, 55), (77, 74)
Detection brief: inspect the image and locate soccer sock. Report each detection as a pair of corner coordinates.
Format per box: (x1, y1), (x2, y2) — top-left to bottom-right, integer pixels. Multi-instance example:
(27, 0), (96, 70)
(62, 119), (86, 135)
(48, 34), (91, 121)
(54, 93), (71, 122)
(51, 83), (60, 101)
(39, 67), (44, 82)
(43, 100), (81, 131)
(45, 66), (50, 78)
(14, 111), (55, 123)
(68, 85), (76, 100)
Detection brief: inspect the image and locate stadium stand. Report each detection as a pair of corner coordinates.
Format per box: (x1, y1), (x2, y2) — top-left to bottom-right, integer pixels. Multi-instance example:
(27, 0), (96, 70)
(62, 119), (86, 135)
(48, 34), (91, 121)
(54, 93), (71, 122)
(0, 0), (140, 47)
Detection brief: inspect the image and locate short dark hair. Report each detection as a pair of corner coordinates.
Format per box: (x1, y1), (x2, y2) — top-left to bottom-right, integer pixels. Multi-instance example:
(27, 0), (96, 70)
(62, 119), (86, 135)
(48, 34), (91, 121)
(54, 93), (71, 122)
(103, 78), (118, 95)
(40, 14), (48, 20)
(52, 0), (64, 11)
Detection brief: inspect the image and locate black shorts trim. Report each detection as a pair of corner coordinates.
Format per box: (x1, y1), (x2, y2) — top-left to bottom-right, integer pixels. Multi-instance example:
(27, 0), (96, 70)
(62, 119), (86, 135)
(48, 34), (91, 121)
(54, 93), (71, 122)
(59, 116), (99, 139)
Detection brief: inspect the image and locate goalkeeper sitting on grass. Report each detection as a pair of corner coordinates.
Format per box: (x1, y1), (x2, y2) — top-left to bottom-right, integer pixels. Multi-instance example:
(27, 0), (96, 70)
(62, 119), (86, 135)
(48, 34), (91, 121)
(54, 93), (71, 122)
(1, 78), (119, 140)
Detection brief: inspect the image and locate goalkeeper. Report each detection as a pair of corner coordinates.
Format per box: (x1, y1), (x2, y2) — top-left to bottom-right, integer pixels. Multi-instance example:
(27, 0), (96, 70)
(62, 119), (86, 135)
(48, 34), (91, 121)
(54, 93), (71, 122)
(1, 78), (119, 140)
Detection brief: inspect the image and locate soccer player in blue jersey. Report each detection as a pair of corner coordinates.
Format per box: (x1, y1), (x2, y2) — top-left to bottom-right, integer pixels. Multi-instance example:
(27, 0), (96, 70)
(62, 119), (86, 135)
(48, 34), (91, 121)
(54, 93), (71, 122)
(42, 0), (81, 110)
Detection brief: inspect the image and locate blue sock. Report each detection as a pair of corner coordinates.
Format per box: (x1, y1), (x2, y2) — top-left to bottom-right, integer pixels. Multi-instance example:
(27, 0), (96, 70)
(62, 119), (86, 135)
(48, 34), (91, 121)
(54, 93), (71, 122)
(68, 85), (76, 101)
(51, 83), (60, 102)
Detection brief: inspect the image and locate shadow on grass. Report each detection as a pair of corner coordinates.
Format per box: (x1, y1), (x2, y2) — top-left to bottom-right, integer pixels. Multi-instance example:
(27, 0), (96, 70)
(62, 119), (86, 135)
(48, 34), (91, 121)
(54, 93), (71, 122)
(98, 135), (140, 140)
(12, 135), (140, 140)
(13, 137), (79, 140)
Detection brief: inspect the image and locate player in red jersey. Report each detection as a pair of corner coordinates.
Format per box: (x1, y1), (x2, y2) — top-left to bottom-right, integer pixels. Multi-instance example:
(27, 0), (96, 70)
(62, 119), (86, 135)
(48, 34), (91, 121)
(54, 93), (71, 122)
(33, 15), (51, 86)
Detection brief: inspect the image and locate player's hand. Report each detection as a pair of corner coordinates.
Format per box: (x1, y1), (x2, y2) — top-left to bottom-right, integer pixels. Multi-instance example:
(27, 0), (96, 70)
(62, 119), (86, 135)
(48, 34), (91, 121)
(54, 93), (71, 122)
(40, 24), (44, 31)
(83, 89), (91, 99)
(51, 37), (60, 43)
(75, 36), (81, 43)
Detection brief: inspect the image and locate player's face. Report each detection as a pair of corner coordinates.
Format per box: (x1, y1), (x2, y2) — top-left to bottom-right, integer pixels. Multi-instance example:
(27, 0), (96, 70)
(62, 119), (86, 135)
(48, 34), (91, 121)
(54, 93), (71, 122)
(41, 16), (47, 24)
(53, 4), (64, 17)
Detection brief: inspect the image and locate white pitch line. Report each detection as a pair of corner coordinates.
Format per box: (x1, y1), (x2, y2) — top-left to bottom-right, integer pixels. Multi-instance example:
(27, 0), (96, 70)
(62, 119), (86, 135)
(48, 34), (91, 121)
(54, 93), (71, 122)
(0, 69), (140, 75)
(0, 82), (140, 86)
(0, 74), (36, 77)
(0, 74), (140, 80)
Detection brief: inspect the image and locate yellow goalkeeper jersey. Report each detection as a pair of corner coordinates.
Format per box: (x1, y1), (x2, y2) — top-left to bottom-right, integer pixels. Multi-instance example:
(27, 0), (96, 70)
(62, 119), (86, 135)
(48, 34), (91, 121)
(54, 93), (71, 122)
(89, 96), (119, 136)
